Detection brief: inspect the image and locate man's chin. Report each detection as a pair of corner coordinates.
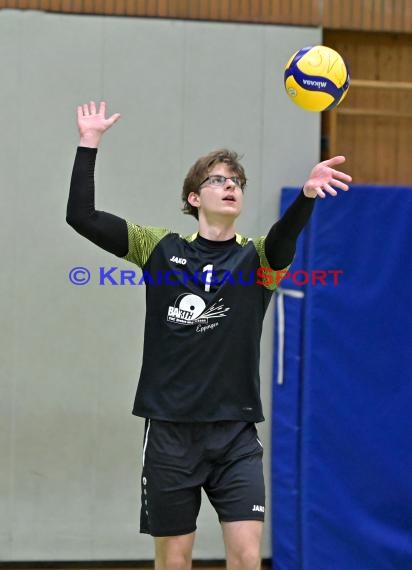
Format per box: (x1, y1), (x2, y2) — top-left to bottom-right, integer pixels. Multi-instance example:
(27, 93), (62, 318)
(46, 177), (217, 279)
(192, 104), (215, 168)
(218, 206), (242, 219)
(199, 207), (242, 224)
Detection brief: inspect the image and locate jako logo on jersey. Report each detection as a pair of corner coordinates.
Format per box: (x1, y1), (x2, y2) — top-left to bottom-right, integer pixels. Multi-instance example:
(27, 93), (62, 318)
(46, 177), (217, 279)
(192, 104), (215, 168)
(170, 256), (187, 265)
(167, 293), (230, 325)
(252, 505), (265, 513)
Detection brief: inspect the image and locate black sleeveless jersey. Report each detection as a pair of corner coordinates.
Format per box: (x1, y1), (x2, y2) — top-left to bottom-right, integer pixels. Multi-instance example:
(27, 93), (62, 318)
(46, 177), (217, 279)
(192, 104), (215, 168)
(123, 223), (285, 422)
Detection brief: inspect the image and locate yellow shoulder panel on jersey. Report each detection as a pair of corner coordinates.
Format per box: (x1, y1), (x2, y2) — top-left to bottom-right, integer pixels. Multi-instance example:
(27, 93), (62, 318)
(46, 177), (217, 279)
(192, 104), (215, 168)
(123, 222), (171, 268)
(183, 232), (198, 243)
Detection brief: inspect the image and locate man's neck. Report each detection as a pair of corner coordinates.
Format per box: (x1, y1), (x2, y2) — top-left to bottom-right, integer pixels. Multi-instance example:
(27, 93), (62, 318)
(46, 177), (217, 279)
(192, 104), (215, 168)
(197, 219), (236, 241)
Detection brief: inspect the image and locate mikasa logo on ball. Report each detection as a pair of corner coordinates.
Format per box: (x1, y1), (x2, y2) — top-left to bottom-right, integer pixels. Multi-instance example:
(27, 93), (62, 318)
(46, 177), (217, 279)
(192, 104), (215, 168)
(302, 78), (328, 89)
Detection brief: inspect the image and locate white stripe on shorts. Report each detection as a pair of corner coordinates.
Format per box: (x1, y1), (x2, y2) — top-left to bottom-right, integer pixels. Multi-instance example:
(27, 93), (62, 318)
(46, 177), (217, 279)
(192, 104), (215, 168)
(142, 419), (151, 467)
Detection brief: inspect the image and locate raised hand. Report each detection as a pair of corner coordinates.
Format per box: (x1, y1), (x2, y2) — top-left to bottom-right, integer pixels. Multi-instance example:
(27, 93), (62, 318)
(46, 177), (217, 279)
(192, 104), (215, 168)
(77, 101), (121, 148)
(303, 156), (352, 199)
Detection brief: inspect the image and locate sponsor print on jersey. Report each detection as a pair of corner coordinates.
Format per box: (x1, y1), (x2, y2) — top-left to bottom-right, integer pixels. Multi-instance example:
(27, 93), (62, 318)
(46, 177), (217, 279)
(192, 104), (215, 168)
(167, 293), (230, 326)
(169, 255), (187, 265)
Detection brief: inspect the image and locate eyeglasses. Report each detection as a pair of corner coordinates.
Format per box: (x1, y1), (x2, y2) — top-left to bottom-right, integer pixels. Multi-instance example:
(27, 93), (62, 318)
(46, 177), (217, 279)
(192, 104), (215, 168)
(199, 174), (243, 189)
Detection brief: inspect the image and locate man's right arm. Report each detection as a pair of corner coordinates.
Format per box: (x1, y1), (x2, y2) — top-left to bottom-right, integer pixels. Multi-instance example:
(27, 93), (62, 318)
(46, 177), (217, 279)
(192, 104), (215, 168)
(66, 100), (128, 256)
(66, 146), (128, 256)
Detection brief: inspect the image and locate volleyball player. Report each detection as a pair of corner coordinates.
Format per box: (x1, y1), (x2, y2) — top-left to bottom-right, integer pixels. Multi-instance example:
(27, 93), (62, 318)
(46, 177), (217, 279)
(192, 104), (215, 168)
(66, 101), (351, 570)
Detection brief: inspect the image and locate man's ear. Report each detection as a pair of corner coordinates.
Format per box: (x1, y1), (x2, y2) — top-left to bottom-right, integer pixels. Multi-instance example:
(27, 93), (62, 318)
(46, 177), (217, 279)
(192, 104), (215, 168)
(188, 191), (200, 209)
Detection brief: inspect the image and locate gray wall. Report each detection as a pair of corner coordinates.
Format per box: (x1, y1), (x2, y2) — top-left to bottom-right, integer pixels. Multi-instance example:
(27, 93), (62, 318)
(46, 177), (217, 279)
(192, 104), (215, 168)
(0, 8), (321, 561)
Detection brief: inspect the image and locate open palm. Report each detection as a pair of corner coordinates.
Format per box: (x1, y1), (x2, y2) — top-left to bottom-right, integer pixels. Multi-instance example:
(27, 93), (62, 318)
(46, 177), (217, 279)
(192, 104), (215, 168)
(303, 156), (352, 199)
(77, 101), (120, 146)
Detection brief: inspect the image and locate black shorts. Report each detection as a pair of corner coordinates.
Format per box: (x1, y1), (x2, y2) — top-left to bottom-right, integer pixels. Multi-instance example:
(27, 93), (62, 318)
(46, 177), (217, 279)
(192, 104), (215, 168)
(139, 419), (265, 537)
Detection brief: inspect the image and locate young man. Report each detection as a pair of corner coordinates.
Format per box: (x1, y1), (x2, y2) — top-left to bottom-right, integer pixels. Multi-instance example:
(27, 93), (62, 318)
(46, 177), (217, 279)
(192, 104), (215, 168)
(66, 101), (351, 570)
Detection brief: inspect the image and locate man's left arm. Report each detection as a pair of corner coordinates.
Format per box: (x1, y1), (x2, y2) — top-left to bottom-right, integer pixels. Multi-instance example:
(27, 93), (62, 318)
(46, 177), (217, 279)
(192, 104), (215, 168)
(265, 155), (352, 269)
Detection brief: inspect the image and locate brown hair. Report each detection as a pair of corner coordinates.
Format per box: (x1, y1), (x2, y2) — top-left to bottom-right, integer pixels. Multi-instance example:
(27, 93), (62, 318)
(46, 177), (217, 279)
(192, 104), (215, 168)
(181, 149), (247, 219)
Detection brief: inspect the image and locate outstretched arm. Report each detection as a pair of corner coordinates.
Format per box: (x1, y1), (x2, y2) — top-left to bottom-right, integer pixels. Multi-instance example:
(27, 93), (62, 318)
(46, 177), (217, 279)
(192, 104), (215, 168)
(265, 156), (352, 269)
(66, 101), (128, 257)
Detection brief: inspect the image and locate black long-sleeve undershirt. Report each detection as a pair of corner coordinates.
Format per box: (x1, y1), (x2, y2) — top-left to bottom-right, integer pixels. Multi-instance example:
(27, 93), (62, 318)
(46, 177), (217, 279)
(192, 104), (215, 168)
(66, 147), (128, 257)
(264, 190), (315, 269)
(66, 147), (315, 267)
